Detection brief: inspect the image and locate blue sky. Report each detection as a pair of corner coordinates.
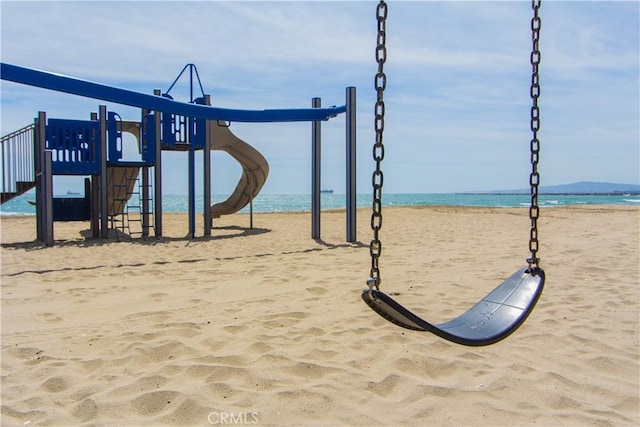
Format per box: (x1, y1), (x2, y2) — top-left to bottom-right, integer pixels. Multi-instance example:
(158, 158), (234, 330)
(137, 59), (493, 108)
(1, 0), (638, 195)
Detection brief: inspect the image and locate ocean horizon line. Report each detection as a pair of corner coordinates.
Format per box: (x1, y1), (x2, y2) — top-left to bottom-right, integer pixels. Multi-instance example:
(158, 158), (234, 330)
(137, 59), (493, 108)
(1, 192), (638, 217)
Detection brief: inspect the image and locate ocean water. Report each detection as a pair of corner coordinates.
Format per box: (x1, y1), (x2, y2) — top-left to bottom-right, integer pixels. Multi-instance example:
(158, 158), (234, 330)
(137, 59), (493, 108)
(1, 191), (639, 216)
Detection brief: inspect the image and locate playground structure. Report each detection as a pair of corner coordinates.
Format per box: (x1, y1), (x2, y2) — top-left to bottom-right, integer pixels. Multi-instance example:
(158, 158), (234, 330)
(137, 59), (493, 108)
(1, 63), (356, 246)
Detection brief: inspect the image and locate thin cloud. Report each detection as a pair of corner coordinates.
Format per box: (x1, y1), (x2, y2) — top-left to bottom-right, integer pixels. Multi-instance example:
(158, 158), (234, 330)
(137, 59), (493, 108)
(1, 1), (638, 194)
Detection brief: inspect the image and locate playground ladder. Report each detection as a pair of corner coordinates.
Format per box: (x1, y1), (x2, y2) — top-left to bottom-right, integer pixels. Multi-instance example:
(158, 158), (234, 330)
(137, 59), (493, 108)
(110, 180), (128, 239)
(125, 175), (143, 238)
(1, 124), (36, 204)
(130, 172), (155, 239)
(111, 170), (154, 240)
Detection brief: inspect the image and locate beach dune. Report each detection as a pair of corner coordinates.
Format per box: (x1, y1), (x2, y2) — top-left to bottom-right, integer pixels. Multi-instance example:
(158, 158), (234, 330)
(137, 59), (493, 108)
(1, 206), (638, 426)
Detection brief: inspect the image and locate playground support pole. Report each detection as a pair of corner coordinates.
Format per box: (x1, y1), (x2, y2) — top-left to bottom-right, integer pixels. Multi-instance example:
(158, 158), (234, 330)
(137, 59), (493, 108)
(311, 97), (321, 240)
(203, 95), (212, 236)
(188, 119), (196, 239)
(35, 111), (46, 242)
(142, 166), (150, 237)
(99, 106), (109, 238)
(250, 196), (254, 229)
(187, 74), (197, 240)
(90, 112), (100, 237)
(153, 89), (163, 237)
(141, 109), (150, 238)
(43, 150), (54, 246)
(346, 86), (357, 243)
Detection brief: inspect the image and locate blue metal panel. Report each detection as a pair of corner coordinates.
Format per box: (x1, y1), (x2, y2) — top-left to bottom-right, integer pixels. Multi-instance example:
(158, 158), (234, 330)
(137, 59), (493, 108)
(1, 63), (347, 123)
(161, 115), (189, 147)
(161, 95), (208, 149)
(160, 94), (180, 147)
(46, 118), (101, 175)
(161, 112), (178, 147)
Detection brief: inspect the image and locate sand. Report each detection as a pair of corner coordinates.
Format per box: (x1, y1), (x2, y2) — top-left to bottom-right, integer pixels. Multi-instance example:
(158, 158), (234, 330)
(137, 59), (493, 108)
(1, 205), (638, 426)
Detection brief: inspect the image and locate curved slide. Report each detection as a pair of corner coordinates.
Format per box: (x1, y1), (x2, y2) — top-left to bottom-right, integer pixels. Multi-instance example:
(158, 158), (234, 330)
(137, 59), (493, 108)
(206, 121), (269, 218)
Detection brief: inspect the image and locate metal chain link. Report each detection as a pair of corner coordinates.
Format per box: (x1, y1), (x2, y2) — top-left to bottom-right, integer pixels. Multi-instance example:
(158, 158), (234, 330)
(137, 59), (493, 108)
(367, 0), (540, 282)
(367, 0), (388, 292)
(528, 0), (542, 269)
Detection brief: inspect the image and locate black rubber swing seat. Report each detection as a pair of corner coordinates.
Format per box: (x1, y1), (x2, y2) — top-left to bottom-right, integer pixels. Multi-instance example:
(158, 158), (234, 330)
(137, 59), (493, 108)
(361, 267), (545, 346)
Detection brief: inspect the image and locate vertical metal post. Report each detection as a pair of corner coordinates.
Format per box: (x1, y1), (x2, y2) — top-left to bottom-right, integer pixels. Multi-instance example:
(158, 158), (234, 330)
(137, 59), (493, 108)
(249, 196), (254, 229)
(1, 135), (5, 194)
(189, 65), (194, 103)
(186, 66), (197, 238)
(84, 177), (91, 223)
(90, 112), (100, 237)
(141, 109), (150, 238)
(35, 112), (46, 242)
(188, 118), (195, 239)
(43, 150), (54, 246)
(187, 66), (196, 238)
(203, 95), (212, 236)
(141, 166), (149, 237)
(9, 136), (14, 194)
(346, 87), (357, 243)
(311, 97), (321, 240)
(99, 106), (109, 238)
(153, 89), (163, 237)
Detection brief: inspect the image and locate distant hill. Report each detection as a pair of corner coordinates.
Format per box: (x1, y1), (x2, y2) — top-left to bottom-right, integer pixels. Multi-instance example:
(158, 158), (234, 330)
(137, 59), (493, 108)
(479, 181), (640, 195)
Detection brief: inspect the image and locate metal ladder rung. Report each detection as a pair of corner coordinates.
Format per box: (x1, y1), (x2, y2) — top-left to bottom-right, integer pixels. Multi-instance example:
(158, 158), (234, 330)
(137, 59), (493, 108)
(109, 169), (156, 240)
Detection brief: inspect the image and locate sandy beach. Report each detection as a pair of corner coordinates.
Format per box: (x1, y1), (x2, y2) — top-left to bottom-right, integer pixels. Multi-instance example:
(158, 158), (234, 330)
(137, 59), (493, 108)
(1, 205), (638, 426)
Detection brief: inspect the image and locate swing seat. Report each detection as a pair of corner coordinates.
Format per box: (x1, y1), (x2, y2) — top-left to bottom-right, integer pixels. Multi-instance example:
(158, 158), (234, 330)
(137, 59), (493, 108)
(361, 267), (545, 346)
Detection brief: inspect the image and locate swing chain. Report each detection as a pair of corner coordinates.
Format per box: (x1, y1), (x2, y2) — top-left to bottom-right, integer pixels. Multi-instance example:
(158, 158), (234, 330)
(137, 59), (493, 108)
(528, 0), (542, 269)
(368, 0), (388, 292)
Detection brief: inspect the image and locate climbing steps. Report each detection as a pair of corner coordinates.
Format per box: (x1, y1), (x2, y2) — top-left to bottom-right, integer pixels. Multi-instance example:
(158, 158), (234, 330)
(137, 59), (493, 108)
(108, 167), (153, 240)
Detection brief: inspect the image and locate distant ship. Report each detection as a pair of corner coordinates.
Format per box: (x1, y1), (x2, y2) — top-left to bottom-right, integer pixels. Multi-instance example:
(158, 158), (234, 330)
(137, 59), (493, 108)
(321, 188), (334, 194)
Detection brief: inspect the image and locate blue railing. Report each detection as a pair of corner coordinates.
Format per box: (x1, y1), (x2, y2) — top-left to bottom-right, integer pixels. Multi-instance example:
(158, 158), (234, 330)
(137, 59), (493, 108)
(1, 123), (36, 202)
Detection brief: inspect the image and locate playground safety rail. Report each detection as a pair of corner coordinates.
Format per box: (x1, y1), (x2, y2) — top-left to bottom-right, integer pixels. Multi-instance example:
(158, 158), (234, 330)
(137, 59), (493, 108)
(1, 123), (36, 203)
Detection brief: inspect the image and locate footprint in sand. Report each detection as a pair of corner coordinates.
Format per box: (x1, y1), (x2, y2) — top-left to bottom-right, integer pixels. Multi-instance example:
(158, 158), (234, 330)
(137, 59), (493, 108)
(149, 292), (169, 302)
(249, 342), (273, 354)
(40, 376), (71, 393)
(284, 361), (339, 379)
(7, 346), (44, 361)
(365, 374), (402, 398)
(262, 312), (307, 329)
(224, 325), (248, 335)
(72, 398), (98, 422)
(305, 287), (328, 296)
(131, 390), (179, 415)
(38, 312), (63, 323)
